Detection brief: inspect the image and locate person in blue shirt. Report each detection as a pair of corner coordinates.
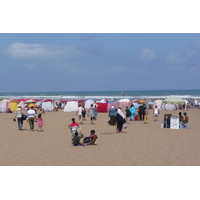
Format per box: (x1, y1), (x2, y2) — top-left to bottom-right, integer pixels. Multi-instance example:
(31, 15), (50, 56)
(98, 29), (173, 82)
(108, 106), (116, 125)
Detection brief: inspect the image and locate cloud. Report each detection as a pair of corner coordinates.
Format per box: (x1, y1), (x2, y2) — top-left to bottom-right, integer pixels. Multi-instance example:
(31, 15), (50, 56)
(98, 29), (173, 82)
(140, 48), (157, 62)
(166, 51), (186, 64)
(6, 43), (82, 60)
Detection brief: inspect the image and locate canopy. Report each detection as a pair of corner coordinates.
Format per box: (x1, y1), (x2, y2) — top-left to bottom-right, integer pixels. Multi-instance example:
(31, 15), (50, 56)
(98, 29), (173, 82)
(163, 97), (185, 104)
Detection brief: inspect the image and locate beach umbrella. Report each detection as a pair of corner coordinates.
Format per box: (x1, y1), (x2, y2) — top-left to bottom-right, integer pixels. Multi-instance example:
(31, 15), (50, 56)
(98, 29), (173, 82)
(25, 99), (36, 103)
(138, 100), (146, 104)
(10, 99), (20, 103)
(28, 103), (38, 108)
(163, 97), (185, 104)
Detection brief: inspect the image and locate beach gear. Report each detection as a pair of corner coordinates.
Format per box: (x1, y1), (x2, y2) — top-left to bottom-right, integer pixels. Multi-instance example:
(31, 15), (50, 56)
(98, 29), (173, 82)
(83, 138), (91, 143)
(21, 114), (27, 121)
(123, 122), (128, 129)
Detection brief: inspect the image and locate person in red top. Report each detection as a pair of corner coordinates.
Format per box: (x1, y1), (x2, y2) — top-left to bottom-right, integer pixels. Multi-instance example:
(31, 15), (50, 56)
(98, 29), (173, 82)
(68, 118), (79, 127)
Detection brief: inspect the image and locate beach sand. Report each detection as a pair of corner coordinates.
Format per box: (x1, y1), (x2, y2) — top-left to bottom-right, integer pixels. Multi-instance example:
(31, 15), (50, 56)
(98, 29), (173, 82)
(0, 108), (200, 166)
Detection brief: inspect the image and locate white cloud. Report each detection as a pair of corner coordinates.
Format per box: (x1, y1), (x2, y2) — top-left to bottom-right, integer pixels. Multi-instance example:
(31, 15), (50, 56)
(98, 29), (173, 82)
(166, 51), (186, 64)
(140, 48), (157, 62)
(6, 43), (81, 60)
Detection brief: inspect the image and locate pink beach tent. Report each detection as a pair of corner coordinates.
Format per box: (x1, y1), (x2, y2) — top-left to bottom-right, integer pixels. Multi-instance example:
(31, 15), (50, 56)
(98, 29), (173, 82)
(153, 100), (163, 110)
(118, 98), (131, 110)
(107, 100), (119, 112)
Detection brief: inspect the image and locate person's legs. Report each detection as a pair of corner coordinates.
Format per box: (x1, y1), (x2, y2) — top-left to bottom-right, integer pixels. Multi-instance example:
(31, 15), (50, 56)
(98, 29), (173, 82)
(29, 118), (34, 131)
(17, 118), (22, 130)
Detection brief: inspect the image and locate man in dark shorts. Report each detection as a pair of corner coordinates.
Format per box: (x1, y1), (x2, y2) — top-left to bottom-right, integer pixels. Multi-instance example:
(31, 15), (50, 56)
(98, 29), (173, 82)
(84, 130), (98, 145)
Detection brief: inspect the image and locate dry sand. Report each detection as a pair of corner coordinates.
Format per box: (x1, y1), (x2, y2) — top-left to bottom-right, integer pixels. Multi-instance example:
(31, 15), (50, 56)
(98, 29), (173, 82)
(0, 108), (200, 166)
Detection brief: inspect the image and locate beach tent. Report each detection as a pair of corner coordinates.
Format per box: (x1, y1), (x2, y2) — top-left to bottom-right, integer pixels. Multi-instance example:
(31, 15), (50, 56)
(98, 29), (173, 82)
(96, 99), (107, 103)
(9, 102), (19, 112)
(63, 101), (78, 112)
(78, 100), (86, 107)
(84, 99), (94, 109)
(0, 99), (10, 113)
(163, 97), (185, 104)
(96, 102), (108, 113)
(107, 100), (118, 112)
(132, 103), (141, 109)
(153, 100), (163, 110)
(164, 104), (176, 110)
(41, 101), (54, 111)
(118, 98), (131, 110)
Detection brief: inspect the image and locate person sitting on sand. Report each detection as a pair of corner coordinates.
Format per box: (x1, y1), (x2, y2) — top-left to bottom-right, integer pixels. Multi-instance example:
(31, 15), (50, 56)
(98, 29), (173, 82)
(183, 112), (189, 124)
(183, 112), (189, 128)
(84, 130), (98, 145)
(72, 131), (84, 146)
(179, 112), (184, 123)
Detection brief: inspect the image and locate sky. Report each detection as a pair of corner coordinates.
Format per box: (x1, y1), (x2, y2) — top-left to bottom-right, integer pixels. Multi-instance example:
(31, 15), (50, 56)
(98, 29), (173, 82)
(1, 33), (200, 92)
(0, 1), (200, 93)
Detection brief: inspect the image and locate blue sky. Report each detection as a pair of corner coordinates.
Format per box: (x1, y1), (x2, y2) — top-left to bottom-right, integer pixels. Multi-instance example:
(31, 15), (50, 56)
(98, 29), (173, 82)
(0, 33), (200, 92)
(0, 1), (200, 93)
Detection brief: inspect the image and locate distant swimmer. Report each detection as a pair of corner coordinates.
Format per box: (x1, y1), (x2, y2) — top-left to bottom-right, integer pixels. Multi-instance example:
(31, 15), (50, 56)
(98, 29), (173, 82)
(121, 92), (124, 96)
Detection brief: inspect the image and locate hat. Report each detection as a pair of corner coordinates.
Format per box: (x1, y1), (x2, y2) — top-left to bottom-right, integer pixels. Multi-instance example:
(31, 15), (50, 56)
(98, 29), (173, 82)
(17, 104), (21, 107)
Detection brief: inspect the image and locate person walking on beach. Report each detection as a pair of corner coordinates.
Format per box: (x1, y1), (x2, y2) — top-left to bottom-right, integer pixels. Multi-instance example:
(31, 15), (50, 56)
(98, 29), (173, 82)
(153, 106), (159, 122)
(14, 104), (23, 130)
(82, 107), (86, 120)
(76, 104), (84, 124)
(88, 104), (95, 124)
(93, 105), (98, 120)
(138, 105), (146, 121)
(37, 113), (44, 132)
(115, 108), (125, 133)
(27, 106), (36, 131)
(129, 105), (136, 121)
(108, 106), (116, 125)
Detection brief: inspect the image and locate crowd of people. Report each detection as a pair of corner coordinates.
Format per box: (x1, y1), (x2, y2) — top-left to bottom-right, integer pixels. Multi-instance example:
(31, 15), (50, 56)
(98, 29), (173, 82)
(13, 102), (190, 147)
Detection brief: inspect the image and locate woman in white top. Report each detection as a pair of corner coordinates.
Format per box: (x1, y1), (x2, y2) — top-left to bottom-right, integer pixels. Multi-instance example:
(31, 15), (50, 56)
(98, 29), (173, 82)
(153, 106), (159, 121)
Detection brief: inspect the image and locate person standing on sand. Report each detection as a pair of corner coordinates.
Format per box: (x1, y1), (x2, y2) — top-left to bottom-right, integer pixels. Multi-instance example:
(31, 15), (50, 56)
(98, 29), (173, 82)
(115, 108), (125, 133)
(93, 105), (98, 120)
(129, 105), (136, 121)
(108, 106), (116, 125)
(88, 104), (95, 124)
(153, 106), (159, 122)
(27, 106), (36, 131)
(76, 104), (84, 124)
(37, 113), (44, 132)
(14, 104), (23, 130)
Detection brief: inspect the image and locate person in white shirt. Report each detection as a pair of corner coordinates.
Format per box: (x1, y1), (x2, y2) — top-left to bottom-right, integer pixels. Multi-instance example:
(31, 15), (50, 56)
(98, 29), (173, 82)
(27, 106), (36, 131)
(14, 104), (23, 130)
(76, 104), (84, 124)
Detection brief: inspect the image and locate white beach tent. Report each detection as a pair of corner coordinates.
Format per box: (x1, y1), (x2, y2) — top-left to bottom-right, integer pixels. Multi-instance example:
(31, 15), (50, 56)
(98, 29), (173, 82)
(42, 101), (54, 111)
(164, 104), (176, 110)
(84, 99), (94, 109)
(63, 101), (78, 112)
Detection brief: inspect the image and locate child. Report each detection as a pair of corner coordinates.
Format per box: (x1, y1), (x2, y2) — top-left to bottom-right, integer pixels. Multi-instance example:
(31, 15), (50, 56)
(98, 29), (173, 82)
(37, 113), (44, 132)
(144, 109), (149, 124)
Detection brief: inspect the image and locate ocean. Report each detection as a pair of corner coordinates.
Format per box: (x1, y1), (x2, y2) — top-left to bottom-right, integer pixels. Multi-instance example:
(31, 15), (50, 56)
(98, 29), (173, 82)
(0, 89), (200, 100)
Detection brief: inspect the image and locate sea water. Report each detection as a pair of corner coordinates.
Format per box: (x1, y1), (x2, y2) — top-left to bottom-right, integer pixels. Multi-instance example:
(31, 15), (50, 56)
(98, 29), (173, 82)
(0, 89), (200, 100)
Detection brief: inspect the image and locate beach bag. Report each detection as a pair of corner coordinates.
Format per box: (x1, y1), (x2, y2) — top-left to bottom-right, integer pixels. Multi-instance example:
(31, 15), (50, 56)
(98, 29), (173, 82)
(21, 114), (27, 121)
(123, 122), (128, 129)
(83, 138), (91, 143)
